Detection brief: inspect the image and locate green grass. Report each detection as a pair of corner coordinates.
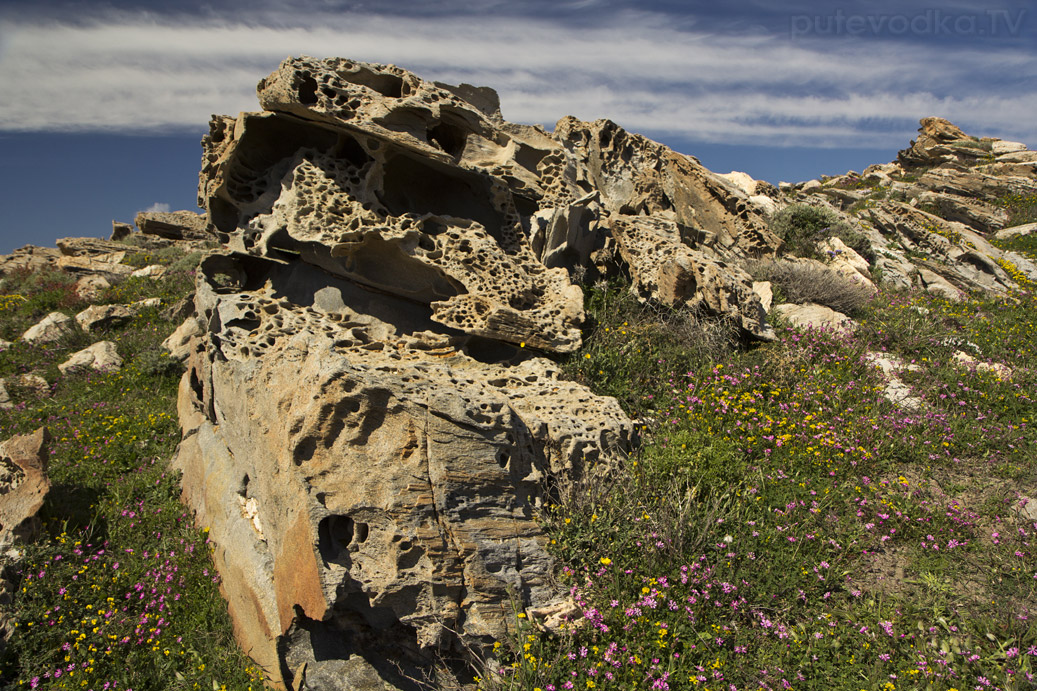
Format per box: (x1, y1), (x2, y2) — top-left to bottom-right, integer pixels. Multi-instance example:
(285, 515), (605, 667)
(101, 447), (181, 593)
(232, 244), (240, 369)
(0, 256), (265, 691)
(993, 193), (1037, 228)
(484, 254), (1037, 690)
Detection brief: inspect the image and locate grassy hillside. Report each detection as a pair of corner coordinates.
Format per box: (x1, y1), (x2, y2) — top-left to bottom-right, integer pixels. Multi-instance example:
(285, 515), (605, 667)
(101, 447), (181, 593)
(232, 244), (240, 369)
(0, 248), (265, 690)
(2, 236), (1036, 691)
(486, 269), (1037, 689)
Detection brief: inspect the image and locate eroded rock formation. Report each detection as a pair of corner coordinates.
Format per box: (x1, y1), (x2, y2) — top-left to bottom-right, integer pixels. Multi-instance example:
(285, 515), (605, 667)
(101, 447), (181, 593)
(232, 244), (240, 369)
(170, 57), (1037, 690)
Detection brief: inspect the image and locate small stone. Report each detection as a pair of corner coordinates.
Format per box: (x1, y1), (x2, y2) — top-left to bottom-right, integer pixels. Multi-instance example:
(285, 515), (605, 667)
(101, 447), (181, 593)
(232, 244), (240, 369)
(131, 265), (167, 279)
(75, 304), (134, 332)
(58, 341), (123, 374)
(22, 312), (73, 344)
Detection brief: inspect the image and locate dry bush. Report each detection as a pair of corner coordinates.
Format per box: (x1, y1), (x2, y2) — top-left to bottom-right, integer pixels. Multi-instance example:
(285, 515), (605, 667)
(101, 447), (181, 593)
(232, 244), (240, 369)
(748, 259), (874, 316)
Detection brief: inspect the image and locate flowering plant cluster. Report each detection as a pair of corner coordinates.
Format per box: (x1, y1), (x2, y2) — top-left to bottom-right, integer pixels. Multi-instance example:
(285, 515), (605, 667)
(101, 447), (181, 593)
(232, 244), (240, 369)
(0, 258), (262, 690)
(487, 278), (1037, 690)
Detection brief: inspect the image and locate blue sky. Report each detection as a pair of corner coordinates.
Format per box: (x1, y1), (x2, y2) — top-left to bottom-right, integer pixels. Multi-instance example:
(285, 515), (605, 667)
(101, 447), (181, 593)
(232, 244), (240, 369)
(1, 0), (1034, 254)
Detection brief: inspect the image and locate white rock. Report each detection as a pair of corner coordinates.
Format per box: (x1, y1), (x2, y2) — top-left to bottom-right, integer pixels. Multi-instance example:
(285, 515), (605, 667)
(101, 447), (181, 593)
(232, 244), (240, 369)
(864, 352), (923, 410)
(995, 222), (1037, 241)
(162, 317), (203, 362)
(748, 194), (779, 216)
(0, 379), (10, 410)
(991, 140), (1027, 155)
(864, 352), (921, 375)
(951, 351), (1012, 380)
(752, 281), (774, 313)
(918, 269), (963, 302)
(22, 312), (73, 344)
(995, 151), (1037, 164)
(801, 179), (822, 191)
(131, 264), (167, 279)
(716, 171), (757, 197)
(58, 341), (123, 374)
(773, 303), (855, 331)
(0, 339), (11, 353)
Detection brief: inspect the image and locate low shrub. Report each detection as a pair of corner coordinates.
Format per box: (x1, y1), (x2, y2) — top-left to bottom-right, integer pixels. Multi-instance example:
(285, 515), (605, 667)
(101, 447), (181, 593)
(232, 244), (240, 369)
(770, 203), (875, 264)
(748, 259), (874, 316)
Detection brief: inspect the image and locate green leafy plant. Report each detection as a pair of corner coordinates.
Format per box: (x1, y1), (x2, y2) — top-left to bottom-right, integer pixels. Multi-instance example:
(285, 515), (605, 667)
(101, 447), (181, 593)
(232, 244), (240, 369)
(770, 203), (875, 264)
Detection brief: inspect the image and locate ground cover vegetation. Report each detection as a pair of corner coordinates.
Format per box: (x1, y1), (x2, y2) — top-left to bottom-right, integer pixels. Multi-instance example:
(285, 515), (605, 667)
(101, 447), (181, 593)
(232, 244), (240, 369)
(484, 256), (1037, 689)
(0, 248), (265, 691)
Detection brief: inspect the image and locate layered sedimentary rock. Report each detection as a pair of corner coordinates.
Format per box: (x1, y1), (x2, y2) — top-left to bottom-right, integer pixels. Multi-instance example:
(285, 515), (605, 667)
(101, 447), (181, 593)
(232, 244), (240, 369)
(783, 117), (1037, 299)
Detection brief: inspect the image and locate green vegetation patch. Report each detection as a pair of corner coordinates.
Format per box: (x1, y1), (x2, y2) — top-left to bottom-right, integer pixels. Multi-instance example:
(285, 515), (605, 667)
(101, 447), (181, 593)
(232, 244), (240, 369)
(0, 257), (265, 691)
(485, 273), (1037, 690)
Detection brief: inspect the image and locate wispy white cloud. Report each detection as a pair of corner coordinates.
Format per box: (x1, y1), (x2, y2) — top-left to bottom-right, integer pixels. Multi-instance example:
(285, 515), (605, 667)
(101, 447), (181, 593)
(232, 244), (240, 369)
(141, 202), (171, 213)
(0, 8), (1033, 149)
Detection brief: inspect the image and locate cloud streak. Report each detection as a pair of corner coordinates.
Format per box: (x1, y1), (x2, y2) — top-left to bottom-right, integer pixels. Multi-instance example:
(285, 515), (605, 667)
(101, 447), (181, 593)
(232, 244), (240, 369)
(0, 8), (1034, 149)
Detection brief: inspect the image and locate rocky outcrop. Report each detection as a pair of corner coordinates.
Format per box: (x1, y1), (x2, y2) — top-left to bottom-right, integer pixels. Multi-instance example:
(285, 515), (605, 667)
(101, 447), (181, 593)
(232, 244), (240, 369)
(176, 254), (630, 687)
(898, 117), (986, 170)
(199, 56), (772, 344)
(177, 55), (794, 688)
(779, 117), (1037, 304)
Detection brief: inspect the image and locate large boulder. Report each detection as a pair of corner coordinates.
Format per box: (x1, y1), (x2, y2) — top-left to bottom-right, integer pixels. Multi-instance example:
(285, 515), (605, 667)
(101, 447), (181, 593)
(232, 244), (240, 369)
(177, 55), (787, 687)
(176, 254), (631, 686)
